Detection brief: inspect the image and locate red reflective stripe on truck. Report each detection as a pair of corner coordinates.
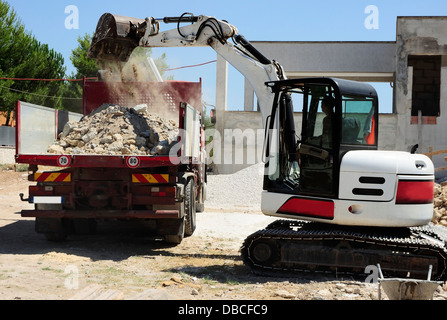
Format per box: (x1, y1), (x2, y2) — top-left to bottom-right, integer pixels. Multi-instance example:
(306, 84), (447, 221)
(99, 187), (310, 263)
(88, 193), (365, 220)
(34, 172), (71, 182)
(132, 174), (146, 183)
(277, 197), (334, 220)
(132, 174), (169, 184)
(396, 180), (434, 204)
(152, 174), (169, 183)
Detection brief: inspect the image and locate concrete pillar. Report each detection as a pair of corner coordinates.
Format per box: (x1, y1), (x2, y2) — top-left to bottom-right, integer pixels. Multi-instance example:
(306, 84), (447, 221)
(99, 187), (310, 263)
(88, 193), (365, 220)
(434, 55), (447, 148)
(244, 79), (254, 111)
(215, 54), (228, 173)
(440, 56), (447, 125)
(215, 54), (228, 114)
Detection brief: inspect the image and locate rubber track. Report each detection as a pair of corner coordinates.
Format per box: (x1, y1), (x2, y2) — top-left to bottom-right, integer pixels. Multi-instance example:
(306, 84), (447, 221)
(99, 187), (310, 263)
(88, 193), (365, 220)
(241, 220), (447, 281)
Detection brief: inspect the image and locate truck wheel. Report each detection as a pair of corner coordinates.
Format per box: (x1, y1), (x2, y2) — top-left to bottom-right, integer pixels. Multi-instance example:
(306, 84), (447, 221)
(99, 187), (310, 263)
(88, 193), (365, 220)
(184, 178), (196, 237)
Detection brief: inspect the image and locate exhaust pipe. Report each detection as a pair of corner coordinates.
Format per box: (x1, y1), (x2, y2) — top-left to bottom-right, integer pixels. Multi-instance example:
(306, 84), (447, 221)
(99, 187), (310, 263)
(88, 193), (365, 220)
(88, 13), (152, 62)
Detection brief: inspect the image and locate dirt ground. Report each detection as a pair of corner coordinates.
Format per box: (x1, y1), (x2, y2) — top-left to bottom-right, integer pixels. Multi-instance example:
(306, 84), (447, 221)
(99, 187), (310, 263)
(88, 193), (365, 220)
(1, 169), (446, 301)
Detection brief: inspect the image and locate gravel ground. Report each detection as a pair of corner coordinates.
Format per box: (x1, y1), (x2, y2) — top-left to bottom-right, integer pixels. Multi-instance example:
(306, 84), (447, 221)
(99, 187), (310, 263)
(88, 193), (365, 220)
(205, 163), (265, 213)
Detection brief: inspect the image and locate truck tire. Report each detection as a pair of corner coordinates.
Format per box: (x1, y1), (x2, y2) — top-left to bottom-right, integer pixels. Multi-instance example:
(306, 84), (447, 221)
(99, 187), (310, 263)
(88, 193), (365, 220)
(184, 178), (196, 237)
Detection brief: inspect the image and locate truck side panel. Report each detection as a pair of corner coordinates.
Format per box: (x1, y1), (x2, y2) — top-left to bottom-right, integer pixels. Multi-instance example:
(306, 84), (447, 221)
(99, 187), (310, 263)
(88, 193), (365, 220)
(15, 101), (82, 155)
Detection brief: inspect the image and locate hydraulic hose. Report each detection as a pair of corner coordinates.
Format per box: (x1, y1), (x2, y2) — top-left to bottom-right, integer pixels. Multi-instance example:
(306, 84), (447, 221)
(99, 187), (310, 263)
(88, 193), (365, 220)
(234, 34), (272, 65)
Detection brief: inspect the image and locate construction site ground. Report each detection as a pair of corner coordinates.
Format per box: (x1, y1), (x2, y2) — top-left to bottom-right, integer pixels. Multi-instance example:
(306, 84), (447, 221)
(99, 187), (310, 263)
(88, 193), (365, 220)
(1, 167), (447, 301)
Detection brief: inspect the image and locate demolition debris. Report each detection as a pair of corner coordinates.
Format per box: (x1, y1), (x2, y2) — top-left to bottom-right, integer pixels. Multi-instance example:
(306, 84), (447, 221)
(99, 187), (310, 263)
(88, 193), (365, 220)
(47, 104), (179, 156)
(433, 183), (447, 227)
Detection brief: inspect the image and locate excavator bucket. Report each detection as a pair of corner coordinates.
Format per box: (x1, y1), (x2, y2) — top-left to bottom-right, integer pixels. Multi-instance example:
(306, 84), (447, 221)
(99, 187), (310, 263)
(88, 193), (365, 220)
(88, 13), (149, 62)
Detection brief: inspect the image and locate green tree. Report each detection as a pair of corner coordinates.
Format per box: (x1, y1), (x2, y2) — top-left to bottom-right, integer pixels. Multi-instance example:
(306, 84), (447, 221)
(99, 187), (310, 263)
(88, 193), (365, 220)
(70, 33), (99, 79)
(58, 34), (95, 114)
(0, 0), (66, 125)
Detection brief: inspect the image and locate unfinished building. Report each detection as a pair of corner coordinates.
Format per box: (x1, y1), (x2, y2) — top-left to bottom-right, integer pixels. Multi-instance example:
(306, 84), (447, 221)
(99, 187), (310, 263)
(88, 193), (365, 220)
(213, 16), (447, 177)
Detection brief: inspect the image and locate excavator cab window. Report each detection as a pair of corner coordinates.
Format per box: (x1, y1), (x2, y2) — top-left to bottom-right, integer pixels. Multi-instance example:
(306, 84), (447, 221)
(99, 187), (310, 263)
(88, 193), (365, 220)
(264, 78), (378, 198)
(341, 95), (376, 146)
(299, 84), (336, 195)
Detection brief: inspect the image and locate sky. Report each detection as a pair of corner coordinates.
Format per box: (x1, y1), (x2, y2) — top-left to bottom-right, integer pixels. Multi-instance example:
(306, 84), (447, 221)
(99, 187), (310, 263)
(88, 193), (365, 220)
(6, 0), (447, 113)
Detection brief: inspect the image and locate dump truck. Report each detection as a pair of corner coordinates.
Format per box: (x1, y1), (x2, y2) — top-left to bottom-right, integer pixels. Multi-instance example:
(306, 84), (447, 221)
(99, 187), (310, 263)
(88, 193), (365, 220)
(16, 78), (206, 244)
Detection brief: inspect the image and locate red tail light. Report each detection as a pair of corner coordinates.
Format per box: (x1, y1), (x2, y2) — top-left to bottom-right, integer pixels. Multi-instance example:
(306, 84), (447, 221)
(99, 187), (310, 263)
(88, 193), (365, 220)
(395, 180), (434, 204)
(29, 185), (53, 196)
(151, 187), (176, 197)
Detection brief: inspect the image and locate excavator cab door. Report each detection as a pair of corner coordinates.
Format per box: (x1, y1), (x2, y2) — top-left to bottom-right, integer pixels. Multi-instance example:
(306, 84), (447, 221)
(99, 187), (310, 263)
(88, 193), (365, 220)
(264, 81), (337, 196)
(298, 84), (337, 195)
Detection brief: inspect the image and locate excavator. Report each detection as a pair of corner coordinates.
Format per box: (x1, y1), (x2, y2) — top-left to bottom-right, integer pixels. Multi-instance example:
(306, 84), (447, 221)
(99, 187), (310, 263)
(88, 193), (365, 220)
(88, 13), (447, 281)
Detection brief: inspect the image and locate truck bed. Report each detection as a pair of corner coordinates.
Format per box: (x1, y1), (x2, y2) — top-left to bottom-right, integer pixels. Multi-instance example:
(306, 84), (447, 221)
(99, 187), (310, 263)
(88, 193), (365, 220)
(15, 80), (202, 169)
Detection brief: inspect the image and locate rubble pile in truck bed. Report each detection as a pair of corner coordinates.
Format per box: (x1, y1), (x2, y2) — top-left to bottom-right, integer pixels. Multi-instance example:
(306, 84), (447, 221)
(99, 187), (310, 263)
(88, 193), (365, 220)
(433, 183), (447, 227)
(47, 104), (179, 156)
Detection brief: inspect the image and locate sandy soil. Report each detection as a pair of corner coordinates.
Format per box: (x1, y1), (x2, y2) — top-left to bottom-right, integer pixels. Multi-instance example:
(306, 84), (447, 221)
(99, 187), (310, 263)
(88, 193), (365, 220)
(0, 169), (446, 301)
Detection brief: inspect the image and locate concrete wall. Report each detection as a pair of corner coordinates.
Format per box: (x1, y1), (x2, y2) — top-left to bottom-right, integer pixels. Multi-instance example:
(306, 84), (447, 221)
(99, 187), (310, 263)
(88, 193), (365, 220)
(0, 126), (15, 146)
(394, 17), (447, 156)
(242, 41), (396, 112)
(0, 147), (15, 165)
(254, 41), (396, 78)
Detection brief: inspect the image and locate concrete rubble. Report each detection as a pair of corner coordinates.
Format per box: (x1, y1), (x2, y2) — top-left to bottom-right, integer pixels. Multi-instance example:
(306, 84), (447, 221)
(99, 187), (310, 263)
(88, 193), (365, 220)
(433, 183), (447, 226)
(47, 104), (179, 156)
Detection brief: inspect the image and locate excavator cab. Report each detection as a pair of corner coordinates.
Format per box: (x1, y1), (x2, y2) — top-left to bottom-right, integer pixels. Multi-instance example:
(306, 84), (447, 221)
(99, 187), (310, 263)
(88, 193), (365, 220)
(264, 77), (378, 198)
(245, 78), (446, 281)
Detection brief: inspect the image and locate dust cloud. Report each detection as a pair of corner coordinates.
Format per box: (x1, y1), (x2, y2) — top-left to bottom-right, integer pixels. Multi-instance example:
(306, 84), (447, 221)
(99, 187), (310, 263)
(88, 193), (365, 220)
(97, 48), (179, 123)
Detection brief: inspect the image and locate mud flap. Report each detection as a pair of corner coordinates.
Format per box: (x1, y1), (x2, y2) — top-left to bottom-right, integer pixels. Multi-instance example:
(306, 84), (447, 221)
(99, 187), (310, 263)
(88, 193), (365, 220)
(158, 218), (185, 245)
(157, 218), (184, 236)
